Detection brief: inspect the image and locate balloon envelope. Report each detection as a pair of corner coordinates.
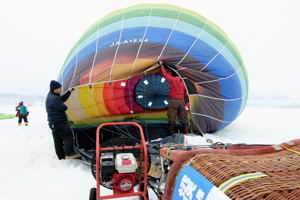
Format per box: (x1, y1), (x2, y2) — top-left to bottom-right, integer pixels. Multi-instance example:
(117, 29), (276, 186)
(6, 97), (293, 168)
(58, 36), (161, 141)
(59, 4), (248, 133)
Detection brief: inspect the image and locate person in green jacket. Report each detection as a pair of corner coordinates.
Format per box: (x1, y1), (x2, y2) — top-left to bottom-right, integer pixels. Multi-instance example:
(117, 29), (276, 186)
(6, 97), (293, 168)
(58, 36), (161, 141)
(16, 101), (29, 126)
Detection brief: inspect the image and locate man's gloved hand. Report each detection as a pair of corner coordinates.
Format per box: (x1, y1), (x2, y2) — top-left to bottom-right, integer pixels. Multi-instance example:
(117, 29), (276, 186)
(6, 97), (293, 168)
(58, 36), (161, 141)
(48, 123), (54, 130)
(69, 87), (75, 92)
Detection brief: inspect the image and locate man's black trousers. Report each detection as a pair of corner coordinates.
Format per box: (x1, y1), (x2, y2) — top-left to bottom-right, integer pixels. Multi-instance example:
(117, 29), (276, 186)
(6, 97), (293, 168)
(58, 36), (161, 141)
(51, 122), (75, 159)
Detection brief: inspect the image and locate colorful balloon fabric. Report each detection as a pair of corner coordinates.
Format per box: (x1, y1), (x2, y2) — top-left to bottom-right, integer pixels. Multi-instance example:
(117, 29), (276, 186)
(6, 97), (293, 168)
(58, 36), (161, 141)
(59, 4), (248, 133)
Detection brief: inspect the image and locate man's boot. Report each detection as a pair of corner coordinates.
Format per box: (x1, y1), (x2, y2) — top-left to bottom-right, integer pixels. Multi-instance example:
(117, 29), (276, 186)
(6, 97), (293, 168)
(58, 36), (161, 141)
(18, 123), (21, 126)
(65, 154), (81, 159)
(181, 123), (190, 134)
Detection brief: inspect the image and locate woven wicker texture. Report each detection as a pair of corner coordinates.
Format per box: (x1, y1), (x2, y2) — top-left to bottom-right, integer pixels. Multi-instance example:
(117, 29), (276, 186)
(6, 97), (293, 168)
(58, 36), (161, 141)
(172, 144), (300, 199)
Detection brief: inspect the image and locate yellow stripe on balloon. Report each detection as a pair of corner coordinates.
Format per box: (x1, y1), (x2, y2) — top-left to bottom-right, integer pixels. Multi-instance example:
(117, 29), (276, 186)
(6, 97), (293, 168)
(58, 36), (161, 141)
(65, 110), (77, 124)
(78, 85), (100, 118)
(65, 87), (91, 123)
(93, 83), (110, 116)
(111, 58), (157, 80)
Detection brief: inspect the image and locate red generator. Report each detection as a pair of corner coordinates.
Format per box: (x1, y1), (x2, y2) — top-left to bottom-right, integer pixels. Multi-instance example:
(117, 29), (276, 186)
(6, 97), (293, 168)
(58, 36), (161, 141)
(89, 122), (148, 200)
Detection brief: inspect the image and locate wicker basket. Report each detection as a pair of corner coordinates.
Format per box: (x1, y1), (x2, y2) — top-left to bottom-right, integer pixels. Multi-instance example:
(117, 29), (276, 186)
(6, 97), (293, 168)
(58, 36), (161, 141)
(162, 140), (300, 200)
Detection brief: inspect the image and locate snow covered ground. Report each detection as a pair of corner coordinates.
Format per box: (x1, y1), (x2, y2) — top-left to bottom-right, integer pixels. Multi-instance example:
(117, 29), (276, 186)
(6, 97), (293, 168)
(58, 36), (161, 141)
(0, 105), (94, 200)
(0, 104), (299, 200)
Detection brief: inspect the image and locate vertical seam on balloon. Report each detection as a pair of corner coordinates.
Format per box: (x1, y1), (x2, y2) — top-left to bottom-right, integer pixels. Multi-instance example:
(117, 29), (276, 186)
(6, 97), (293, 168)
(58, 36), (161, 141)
(127, 5), (154, 112)
(195, 67), (243, 84)
(191, 112), (231, 123)
(200, 40), (228, 72)
(177, 19), (208, 66)
(109, 12), (125, 82)
(89, 23), (101, 85)
(156, 8), (182, 62)
(128, 6), (153, 80)
(69, 45), (80, 89)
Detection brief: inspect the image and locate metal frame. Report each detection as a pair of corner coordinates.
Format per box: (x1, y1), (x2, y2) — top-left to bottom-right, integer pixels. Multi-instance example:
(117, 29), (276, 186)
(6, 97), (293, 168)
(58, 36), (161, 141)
(95, 122), (148, 199)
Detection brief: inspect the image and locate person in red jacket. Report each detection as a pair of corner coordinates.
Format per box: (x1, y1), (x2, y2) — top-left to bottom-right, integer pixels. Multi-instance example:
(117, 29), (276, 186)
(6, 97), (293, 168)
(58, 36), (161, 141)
(160, 62), (189, 135)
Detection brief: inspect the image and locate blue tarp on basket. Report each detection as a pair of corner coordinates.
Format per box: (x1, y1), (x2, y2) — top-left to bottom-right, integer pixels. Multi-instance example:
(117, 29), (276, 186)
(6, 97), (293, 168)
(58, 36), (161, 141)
(135, 75), (170, 109)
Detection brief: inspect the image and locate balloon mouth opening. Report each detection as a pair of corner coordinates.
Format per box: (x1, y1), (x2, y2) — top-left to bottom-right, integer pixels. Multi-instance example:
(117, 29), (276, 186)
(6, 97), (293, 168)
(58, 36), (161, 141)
(135, 74), (170, 109)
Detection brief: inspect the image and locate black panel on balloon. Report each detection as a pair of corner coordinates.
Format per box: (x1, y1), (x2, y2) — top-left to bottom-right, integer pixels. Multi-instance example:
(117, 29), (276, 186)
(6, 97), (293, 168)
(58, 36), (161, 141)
(135, 75), (170, 109)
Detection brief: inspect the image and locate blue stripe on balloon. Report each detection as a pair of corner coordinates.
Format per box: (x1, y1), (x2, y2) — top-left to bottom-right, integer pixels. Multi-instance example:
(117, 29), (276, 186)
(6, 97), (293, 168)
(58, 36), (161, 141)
(61, 27), (237, 81)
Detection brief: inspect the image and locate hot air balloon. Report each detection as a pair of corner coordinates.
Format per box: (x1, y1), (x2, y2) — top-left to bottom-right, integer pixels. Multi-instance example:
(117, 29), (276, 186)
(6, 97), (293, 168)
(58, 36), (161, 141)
(58, 4), (248, 146)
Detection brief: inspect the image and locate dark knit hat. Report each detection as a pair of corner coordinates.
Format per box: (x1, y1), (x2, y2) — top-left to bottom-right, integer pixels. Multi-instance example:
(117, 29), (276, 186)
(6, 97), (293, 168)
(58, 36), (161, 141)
(50, 80), (62, 91)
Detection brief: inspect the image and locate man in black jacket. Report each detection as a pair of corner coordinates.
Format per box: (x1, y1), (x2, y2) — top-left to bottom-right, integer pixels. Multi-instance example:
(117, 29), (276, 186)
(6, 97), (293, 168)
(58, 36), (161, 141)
(46, 80), (80, 160)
